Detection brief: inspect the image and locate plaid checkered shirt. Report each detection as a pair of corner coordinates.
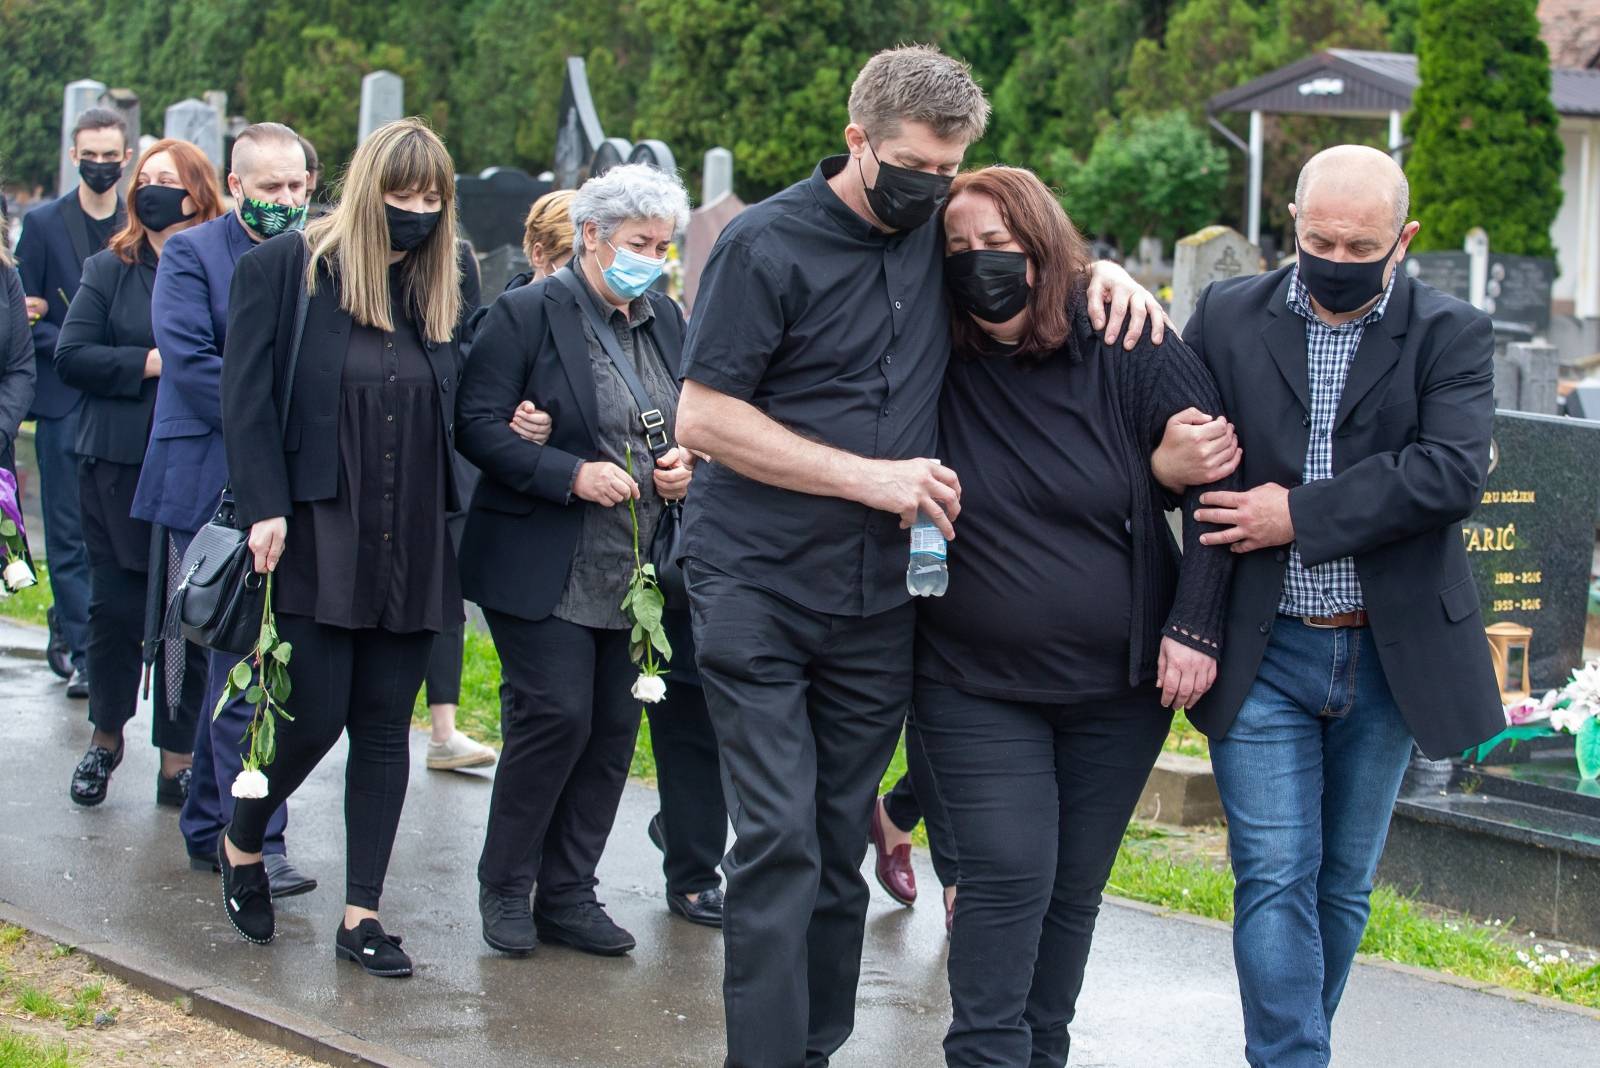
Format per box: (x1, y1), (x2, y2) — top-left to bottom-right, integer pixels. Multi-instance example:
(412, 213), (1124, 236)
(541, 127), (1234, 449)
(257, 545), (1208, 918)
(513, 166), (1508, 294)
(1277, 268), (1396, 616)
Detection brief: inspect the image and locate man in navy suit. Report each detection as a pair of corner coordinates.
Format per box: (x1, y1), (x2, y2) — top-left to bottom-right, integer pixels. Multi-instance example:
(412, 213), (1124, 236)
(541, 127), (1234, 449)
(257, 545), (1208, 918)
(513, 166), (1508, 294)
(136, 122), (317, 896)
(15, 107), (130, 695)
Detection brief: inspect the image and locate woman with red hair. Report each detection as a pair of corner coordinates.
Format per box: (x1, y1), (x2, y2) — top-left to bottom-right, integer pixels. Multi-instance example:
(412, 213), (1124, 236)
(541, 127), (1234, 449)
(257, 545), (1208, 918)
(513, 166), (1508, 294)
(915, 165), (1237, 1066)
(56, 138), (223, 808)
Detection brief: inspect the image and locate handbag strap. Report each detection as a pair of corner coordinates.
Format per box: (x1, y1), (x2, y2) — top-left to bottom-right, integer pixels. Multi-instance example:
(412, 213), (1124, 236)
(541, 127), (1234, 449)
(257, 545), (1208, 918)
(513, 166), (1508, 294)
(554, 264), (672, 459)
(217, 241), (311, 515)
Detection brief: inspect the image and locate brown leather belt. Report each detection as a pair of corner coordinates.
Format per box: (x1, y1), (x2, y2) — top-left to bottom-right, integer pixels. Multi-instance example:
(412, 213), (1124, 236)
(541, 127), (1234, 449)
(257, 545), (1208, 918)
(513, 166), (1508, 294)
(1299, 610), (1369, 629)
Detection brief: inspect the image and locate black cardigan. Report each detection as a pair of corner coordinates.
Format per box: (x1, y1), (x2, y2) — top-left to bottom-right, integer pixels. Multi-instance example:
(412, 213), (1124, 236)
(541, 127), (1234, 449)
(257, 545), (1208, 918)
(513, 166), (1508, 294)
(1056, 307), (1239, 685)
(53, 247), (159, 465)
(0, 266), (35, 454)
(220, 232), (462, 527)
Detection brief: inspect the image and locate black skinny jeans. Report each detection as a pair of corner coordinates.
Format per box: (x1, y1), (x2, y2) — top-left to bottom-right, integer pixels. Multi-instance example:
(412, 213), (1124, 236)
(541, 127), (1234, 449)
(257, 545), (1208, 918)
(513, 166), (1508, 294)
(881, 718), (958, 889)
(229, 614), (433, 910)
(78, 458), (193, 751)
(916, 680), (1172, 1068)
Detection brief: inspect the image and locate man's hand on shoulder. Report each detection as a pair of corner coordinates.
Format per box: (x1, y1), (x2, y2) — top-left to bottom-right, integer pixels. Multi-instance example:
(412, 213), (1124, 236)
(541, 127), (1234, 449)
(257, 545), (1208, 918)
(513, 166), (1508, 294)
(1195, 483), (1293, 553)
(1086, 260), (1171, 350)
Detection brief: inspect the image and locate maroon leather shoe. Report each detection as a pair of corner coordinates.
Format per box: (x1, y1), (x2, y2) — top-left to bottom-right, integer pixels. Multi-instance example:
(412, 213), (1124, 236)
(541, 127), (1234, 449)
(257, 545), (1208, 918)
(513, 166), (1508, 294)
(867, 797), (917, 906)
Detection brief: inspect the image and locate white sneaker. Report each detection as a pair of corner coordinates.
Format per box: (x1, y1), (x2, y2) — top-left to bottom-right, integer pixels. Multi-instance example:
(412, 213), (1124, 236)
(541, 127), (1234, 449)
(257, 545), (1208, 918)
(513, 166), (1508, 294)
(426, 731), (497, 771)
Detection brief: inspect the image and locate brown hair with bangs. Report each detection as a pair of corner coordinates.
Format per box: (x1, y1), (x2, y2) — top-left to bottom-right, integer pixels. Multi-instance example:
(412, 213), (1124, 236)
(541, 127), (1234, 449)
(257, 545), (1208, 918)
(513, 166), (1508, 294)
(944, 166), (1090, 363)
(110, 139), (225, 264)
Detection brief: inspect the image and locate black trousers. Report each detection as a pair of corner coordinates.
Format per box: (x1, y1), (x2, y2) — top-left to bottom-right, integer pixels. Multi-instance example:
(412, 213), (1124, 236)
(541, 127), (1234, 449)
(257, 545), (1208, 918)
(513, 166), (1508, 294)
(423, 615), (463, 706)
(915, 680), (1171, 1068)
(477, 611), (640, 906)
(881, 717), (958, 889)
(229, 615), (433, 910)
(688, 562), (912, 1068)
(647, 677), (726, 896)
(78, 458), (192, 750)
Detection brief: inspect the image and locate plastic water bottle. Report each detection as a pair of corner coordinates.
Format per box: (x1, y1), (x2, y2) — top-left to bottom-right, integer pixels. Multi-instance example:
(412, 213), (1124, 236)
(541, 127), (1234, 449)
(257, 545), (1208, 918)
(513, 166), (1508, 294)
(906, 512), (949, 597)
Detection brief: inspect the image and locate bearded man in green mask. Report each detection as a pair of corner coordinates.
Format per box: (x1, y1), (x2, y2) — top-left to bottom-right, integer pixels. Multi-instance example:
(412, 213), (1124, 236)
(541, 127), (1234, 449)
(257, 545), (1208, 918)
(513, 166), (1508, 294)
(132, 121), (318, 900)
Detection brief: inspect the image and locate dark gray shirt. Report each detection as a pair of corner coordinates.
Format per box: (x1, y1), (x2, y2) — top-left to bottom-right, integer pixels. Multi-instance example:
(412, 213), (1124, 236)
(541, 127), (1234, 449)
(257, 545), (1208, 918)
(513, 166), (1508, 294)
(679, 155), (951, 618)
(553, 264), (679, 630)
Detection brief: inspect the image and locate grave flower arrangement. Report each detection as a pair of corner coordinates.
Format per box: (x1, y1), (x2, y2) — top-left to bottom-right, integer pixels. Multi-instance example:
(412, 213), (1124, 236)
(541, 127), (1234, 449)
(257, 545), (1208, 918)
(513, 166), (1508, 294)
(620, 445), (670, 708)
(0, 469), (36, 596)
(1495, 658), (1600, 779)
(213, 574), (293, 799)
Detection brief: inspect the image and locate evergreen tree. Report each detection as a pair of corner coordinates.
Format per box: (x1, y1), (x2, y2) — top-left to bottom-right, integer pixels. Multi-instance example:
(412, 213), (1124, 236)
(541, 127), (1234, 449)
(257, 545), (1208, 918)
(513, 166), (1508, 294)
(1405, 0), (1562, 257)
(0, 0), (100, 191)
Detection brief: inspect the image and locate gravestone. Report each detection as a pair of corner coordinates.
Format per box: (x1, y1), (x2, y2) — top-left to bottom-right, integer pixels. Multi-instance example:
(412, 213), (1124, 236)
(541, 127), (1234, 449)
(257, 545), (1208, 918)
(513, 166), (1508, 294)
(554, 57), (605, 189)
(98, 88), (140, 198)
(455, 167), (551, 255)
(163, 98), (222, 173)
(58, 78), (107, 196)
(1407, 244), (1554, 340)
(1169, 226), (1261, 333)
(683, 192), (747, 312)
(359, 71), (405, 144)
(477, 245), (532, 298)
(702, 147), (733, 204)
(629, 140), (677, 174)
(1464, 410), (1600, 692)
(591, 137), (633, 179)
(1493, 341), (1561, 416)
(1404, 251), (1472, 302)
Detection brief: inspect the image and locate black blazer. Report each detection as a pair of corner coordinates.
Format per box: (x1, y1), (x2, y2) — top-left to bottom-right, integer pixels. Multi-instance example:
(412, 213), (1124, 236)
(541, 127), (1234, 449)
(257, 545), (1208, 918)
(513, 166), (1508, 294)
(220, 232), (462, 527)
(15, 191), (124, 418)
(54, 247), (159, 465)
(1183, 267), (1502, 758)
(455, 273), (686, 623)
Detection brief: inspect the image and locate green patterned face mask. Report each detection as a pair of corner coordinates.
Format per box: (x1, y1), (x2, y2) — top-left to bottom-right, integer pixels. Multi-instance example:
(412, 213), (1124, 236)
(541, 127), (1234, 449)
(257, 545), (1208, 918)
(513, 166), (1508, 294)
(239, 196), (307, 238)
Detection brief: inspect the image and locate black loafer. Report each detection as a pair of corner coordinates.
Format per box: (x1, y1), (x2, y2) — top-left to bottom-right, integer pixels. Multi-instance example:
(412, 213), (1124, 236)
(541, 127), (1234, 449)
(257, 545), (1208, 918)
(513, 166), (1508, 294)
(336, 918), (413, 978)
(156, 768), (192, 808)
(263, 854), (318, 898)
(69, 743), (123, 807)
(534, 901), (636, 957)
(647, 812), (667, 853)
(479, 885), (537, 955)
(65, 668), (89, 699)
(218, 833), (274, 944)
(667, 886), (724, 928)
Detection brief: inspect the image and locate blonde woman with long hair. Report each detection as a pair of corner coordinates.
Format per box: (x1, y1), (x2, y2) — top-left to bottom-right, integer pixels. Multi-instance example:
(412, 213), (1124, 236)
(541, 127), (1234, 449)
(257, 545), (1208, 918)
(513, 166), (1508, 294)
(216, 118), (466, 976)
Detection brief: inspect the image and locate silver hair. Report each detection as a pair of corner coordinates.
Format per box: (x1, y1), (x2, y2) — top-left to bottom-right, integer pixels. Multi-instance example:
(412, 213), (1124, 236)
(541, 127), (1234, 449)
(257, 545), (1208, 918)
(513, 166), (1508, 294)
(570, 163), (691, 254)
(1295, 147), (1410, 234)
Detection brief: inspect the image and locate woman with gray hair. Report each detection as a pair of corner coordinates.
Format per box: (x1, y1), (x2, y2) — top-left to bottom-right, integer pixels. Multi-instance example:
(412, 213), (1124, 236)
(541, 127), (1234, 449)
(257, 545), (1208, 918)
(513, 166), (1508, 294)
(457, 162), (700, 958)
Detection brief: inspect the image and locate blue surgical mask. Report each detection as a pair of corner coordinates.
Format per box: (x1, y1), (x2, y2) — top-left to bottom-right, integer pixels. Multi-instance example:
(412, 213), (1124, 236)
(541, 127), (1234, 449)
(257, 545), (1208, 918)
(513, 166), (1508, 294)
(602, 241), (666, 300)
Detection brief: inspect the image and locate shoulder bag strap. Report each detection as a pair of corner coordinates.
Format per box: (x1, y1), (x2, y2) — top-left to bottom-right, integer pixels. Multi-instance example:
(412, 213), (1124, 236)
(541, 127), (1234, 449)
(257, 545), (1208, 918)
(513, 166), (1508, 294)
(217, 240), (310, 516)
(554, 264), (671, 459)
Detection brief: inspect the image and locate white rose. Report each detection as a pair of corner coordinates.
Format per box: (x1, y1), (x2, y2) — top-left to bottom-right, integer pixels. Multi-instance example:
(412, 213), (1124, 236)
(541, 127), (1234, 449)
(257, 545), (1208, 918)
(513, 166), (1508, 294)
(3, 559), (35, 591)
(631, 673), (667, 703)
(231, 768), (270, 799)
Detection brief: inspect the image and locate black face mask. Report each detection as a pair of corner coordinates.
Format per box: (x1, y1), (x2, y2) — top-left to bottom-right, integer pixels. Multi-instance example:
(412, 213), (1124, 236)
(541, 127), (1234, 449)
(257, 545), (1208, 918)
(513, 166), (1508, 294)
(946, 249), (1031, 323)
(860, 140), (952, 232)
(1295, 232), (1402, 314)
(134, 185), (195, 233)
(78, 159), (124, 196)
(385, 203), (440, 252)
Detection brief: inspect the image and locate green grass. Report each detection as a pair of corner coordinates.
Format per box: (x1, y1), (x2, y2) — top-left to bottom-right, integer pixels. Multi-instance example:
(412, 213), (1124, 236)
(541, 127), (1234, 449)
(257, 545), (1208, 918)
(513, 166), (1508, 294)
(0, 1030), (78, 1068)
(0, 562), (51, 627)
(1110, 825), (1600, 1009)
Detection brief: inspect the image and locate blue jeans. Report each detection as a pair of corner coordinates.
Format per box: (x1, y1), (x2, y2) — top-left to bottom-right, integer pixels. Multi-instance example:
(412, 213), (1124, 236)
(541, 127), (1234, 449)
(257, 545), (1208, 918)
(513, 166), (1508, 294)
(1212, 618), (1415, 1068)
(33, 408), (90, 670)
(173, 529), (288, 858)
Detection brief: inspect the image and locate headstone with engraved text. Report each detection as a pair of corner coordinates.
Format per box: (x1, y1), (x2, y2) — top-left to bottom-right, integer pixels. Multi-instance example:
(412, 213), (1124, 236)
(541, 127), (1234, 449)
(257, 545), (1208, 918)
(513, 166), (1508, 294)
(1169, 226), (1261, 333)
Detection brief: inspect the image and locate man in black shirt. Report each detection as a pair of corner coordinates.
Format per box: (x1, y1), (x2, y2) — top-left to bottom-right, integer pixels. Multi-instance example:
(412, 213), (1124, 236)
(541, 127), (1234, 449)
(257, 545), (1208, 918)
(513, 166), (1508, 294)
(16, 107), (130, 695)
(677, 45), (1165, 1066)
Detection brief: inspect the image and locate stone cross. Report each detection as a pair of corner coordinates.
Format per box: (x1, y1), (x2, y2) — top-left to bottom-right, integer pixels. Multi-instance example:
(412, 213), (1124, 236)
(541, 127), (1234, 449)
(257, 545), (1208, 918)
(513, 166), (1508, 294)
(58, 78), (107, 196)
(1169, 225), (1262, 334)
(163, 98), (223, 174)
(359, 71), (405, 144)
(702, 147), (734, 205)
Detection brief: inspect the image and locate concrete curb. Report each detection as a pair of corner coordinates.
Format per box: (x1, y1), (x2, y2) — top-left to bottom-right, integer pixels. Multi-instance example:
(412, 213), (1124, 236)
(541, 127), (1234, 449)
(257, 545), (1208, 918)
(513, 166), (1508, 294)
(0, 898), (431, 1067)
(1105, 893), (1600, 1022)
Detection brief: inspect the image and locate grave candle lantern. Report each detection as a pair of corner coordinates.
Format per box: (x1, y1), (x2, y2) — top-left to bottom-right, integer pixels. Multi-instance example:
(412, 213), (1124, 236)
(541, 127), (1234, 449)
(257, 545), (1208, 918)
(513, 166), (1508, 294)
(1485, 621), (1534, 704)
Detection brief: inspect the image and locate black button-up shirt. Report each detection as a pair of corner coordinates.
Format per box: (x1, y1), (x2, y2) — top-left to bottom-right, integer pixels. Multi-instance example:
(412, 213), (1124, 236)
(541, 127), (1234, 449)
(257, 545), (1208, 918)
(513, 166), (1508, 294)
(680, 155), (950, 617)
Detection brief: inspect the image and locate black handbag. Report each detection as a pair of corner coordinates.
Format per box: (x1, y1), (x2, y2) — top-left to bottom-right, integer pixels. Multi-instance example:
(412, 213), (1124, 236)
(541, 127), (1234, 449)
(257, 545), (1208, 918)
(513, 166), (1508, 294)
(554, 266), (687, 604)
(166, 260), (310, 655)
